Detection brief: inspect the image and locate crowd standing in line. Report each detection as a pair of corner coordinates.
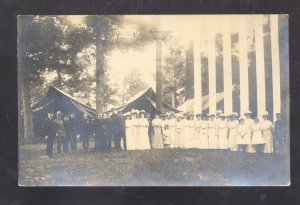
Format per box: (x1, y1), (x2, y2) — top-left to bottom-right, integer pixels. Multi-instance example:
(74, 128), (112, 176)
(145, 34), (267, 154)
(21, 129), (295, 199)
(42, 108), (287, 158)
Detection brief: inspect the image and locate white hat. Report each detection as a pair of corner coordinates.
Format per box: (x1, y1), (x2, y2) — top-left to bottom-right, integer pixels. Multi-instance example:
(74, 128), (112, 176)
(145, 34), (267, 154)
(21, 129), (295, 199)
(176, 113), (183, 118)
(123, 112), (131, 117)
(239, 117), (245, 121)
(208, 113), (215, 117)
(131, 109), (139, 114)
(139, 110), (146, 114)
(231, 112), (238, 117)
(216, 110), (223, 114)
(262, 111), (269, 116)
(244, 110), (252, 115)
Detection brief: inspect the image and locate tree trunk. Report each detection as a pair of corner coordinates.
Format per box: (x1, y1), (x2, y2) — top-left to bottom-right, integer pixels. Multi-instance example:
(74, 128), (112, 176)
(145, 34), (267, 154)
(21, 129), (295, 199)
(18, 16), (33, 144)
(22, 78), (34, 143)
(171, 72), (176, 107)
(95, 34), (105, 114)
(156, 35), (163, 113)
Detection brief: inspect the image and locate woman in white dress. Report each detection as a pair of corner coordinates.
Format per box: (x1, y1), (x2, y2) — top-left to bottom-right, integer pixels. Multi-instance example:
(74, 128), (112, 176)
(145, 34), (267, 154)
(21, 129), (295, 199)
(182, 113), (190, 149)
(195, 114), (202, 149)
(200, 114), (209, 149)
(124, 112), (135, 150)
(174, 113), (183, 148)
(151, 114), (164, 149)
(168, 112), (177, 148)
(130, 110), (139, 150)
(137, 110), (151, 150)
(228, 113), (239, 151)
(237, 118), (251, 152)
(261, 111), (274, 153)
(187, 113), (195, 148)
(218, 114), (229, 149)
(251, 117), (265, 153)
(208, 113), (218, 149)
(244, 110), (255, 153)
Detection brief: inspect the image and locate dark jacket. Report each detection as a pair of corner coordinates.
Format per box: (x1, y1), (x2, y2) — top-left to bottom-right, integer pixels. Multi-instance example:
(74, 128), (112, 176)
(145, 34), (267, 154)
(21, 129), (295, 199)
(64, 119), (72, 136)
(94, 119), (108, 136)
(274, 119), (287, 141)
(109, 114), (119, 135)
(80, 118), (92, 136)
(43, 118), (56, 137)
(69, 117), (79, 135)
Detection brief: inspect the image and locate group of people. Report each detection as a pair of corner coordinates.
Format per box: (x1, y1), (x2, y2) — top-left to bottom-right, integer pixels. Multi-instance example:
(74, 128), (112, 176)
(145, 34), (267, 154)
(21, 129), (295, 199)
(43, 108), (125, 157)
(43, 108), (287, 158)
(125, 109), (287, 154)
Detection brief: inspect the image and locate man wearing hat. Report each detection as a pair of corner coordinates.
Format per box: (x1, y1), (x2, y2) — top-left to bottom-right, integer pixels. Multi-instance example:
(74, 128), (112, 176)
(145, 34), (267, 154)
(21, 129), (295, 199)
(108, 109), (123, 151)
(274, 113), (287, 154)
(93, 113), (105, 152)
(54, 111), (65, 155)
(117, 110), (126, 150)
(261, 111), (274, 153)
(69, 112), (79, 153)
(43, 112), (56, 158)
(80, 113), (92, 153)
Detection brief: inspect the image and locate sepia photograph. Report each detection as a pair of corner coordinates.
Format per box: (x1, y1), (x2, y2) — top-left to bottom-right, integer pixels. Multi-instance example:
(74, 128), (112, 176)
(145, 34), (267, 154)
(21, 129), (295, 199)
(18, 15), (289, 186)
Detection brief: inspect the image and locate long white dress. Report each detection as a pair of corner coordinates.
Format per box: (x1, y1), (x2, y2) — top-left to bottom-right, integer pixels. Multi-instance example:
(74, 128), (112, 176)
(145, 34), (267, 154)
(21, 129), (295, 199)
(131, 117), (139, 150)
(125, 119), (135, 150)
(137, 118), (151, 150)
(168, 118), (176, 148)
(178, 119), (187, 148)
(261, 119), (274, 153)
(182, 119), (190, 149)
(228, 120), (239, 151)
(218, 120), (229, 149)
(174, 120), (183, 148)
(237, 124), (251, 145)
(151, 119), (164, 149)
(208, 119), (218, 149)
(195, 120), (202, 148)
(245, 118), (255, 153)
(251, 123), (264, 145)
(187, 120), (195, 148)
(200, 120), (209, 149)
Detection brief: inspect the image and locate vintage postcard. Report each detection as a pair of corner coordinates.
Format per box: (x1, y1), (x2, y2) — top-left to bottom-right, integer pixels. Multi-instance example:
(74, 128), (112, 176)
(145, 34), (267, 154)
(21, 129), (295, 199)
(18, 15), (289, 186)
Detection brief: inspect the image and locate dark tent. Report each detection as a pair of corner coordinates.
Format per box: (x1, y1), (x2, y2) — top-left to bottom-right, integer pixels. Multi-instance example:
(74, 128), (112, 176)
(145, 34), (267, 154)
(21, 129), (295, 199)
(31, 86), (96, 137)
(116, 87), (180, 118)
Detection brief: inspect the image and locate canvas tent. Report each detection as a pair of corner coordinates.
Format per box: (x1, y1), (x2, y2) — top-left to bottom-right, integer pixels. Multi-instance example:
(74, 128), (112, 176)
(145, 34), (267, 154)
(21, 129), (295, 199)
(177, 91), (240, 114)
(31, 86), (96, 137)
(116, 87), (180, 118)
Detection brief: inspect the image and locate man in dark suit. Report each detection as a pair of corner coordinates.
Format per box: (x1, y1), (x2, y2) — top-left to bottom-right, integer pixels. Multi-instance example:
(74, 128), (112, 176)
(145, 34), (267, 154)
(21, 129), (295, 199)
(117, 111), (126, 150)
(69, 112), (79, 153)
(80, 113), (92, 153)
(93, 113), (107, 152)
(274, 113), (287, 155)
(109, 109), (120, 150)
(54, 111), (65, 155)
(43, 112), (56, 158)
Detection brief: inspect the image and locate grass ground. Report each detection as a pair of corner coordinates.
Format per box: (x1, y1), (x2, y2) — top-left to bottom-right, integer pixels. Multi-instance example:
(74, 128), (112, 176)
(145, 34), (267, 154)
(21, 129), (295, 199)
(19, 142), (290, 186)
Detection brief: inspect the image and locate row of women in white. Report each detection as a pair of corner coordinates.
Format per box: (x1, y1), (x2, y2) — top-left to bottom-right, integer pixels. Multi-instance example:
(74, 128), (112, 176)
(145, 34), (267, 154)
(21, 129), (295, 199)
(123, 109), (274, 153)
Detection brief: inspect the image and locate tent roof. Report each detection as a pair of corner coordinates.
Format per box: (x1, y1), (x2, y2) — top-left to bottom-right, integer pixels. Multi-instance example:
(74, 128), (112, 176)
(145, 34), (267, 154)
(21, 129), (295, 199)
(31, 86), (96, 117)
(116, 87), (180, 114)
